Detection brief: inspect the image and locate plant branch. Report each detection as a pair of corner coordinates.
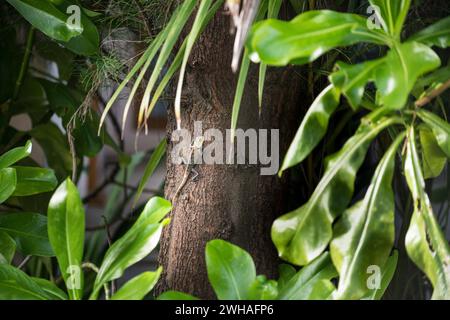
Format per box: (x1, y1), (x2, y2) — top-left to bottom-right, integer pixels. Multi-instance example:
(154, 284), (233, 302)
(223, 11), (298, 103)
(415, 79), (450, 108)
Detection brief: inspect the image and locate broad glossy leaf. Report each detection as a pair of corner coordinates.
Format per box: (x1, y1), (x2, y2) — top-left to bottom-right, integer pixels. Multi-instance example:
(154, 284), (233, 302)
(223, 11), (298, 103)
(12, 166), (57, 196)
(330, 133), (404, 300)
(248, 10), (385, 66)
(277, 252), (337, 300)
(0, 168), (17, 204)
(133, 140), (167, 206)
(0, 231), (16, 264)
(0, 212), (53, 256)
(134, 197), (172, 227)
(362, 251), (398, 300)
(91, 215), (169, 299)
(419, 127), (447, 179)
(368, 0), (411, 36)
(0, 140), (32, 169)
(48, 178), (85, 300)
(404, 127), (450, 299)
(410, 16), (450, 48)
(417, 109), (450, 158)
(206, 239), (256, 300)
(279, 85), (340, 175)
(111, 268), (162, 300)
(32, 277), (68, 300)
(6, 0), (82, 42)
(248, 275), (278, 300)
(0, 264), (50, 300)
(374, 42), (441, 109)
(273, 116), (400, 266)
(158, 291), (200, 300)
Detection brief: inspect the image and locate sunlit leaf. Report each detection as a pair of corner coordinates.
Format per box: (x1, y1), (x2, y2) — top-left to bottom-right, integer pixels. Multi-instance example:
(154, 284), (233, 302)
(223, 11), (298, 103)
(111, 268), (162, 300)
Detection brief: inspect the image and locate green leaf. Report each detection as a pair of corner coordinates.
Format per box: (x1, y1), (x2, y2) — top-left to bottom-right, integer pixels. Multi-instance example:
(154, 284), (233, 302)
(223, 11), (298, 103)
(277, 252), (337, 300)
(279, 85), (340, 175)
(368, 0), (411, 37)
(91, 208), (170, 299)
(273, 115), (400, 266)
(330, 59), (382, 110)
(30, 123), (73, 180)
(48, 178), (85, 300)
(134, 196), (173, 227)
(375, 42), (441, 110)
(12, 166), (57, 196)
(0, 231), (16, 264)
(277, 264), (297, 292)
(332, 42), (441, 110)
(158, 291), (200, 300)
(138, 0), (197, 126)
(0, 212), (53, 256)
(248, 10), (385, 66)
(419, 127), (447, 179)
(133, 139), (166, 206)
(111, 268), (162, 300)
(330, 132), (405, 300)
(6, 0), (82, 42)
(417, 109), (450, 158)
(409, 16), (450, 48)
(174, 0), (214, 129)
(404, 127), (450, 299)
(0, 264), (50, 300)
(206, 239), (256, 300)
(362, 251), (398, 300)
(248, 275), (278, 300)
(0, 140), (32, 169)
(31, 277), (68, 300)
(0, 168), (17, 204)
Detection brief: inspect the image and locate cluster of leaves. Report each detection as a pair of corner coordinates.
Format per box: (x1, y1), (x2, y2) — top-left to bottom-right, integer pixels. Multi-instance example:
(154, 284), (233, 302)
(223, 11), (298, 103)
(246, 0), (450, 299)
(0, 142), (171, 300)
(159, 239), (395, 300)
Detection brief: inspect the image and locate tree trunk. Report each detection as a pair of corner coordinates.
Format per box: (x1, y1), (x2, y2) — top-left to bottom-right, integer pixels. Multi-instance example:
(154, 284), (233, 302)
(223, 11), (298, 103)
(157, 9), (302, 299)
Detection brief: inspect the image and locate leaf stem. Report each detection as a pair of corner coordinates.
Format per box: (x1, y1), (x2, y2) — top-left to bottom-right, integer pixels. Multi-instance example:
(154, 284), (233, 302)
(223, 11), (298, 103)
(415, 79), (450, 108)
(13, 26), (35, 101)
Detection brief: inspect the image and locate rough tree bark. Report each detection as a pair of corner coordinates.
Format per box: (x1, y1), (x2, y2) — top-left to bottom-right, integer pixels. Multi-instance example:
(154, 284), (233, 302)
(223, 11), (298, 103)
(156, 8), (302, 299)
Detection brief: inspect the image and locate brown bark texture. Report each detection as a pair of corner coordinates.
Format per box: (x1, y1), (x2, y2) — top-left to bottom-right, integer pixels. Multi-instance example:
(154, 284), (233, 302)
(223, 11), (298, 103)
(157, 9), (303, 299)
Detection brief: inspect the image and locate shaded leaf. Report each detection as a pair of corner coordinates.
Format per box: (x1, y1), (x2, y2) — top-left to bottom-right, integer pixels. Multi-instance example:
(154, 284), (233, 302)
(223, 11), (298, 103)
(417, 109), (450, 158)
(368, 0), (411, 36)
(0, 231), (16, 264)
(0, 212), (53, 256)
(31, 277), (68, 300)
(279, 85), (340, 175)
(248, 275), (278, 300)
(12, 166), (57, 196)
(404, 127), (450, 299)
(133, 139), (166, 206)
(419, 127), (447, 179)
(0, 264), (50, 300)
(277, 252), (337, 300)
(410, 16), (450, 48)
